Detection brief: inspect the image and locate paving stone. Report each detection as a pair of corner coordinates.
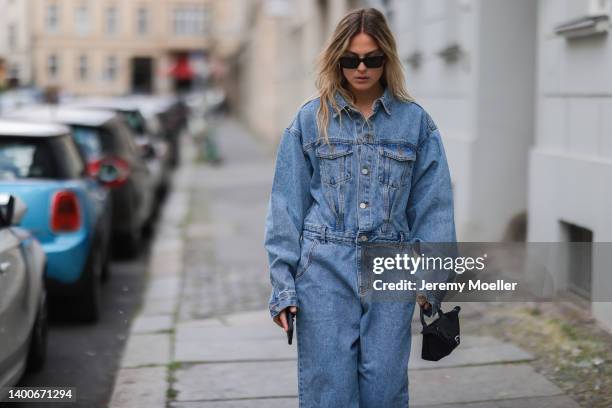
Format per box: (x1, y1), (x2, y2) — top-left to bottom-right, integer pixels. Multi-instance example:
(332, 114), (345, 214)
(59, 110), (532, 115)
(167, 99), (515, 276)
(222, 310), (274, 327)
(412, 395), (581, 408)
(190, 166), (273, 189)
(149, 257), (183, 277)
(151, 237), (184, 254)
(109, 366), (167, 408)
(145, 277), (181, 301)
(410, 343), (533, 369)
(185, 222), (237, 239)
(409, 364), (564, 406)
(175, 322), (279, 341)
(121, 333), (171, 368)
(170, 398), (298, 408)
(175, 337), (296, 363)
(178, 317), (227, 328)
(174, 361), (297, 402)
(140, 298), (177, 316)
(131, 315), (174, 334)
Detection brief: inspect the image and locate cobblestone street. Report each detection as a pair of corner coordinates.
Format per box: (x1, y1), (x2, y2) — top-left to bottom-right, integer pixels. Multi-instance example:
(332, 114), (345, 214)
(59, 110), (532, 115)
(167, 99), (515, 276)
(179, 118), (274, 320)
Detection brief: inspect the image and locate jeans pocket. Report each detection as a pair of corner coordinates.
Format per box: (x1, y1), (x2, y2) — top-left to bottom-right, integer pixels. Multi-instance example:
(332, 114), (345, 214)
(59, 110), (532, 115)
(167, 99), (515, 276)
(377, 144), (416, 187)
(295, 236), (320, 282)
(316, 142), (353, 186)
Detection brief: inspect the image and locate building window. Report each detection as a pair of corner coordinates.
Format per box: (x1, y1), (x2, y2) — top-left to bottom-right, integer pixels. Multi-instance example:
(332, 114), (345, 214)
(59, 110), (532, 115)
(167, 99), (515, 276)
(9, 64), (20, 82)
(75, 4), (89, 35)
(173, 6), (209, 36)
(137, 6), (149, 36)
(8, 24), (17, 51)
(106, 6), (118, 35)
(173, 8), (187, 36)
(78, 54), (88, 80)
(104, 56), (118, 81)
(560, 221), (593, 299)
(48, 54), (59, 79)
(46, 4), (60, 33)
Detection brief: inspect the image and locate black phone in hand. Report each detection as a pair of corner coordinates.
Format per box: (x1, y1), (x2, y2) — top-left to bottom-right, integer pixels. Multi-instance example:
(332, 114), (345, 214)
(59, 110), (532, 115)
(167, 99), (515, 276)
(286, 310), (294, 345)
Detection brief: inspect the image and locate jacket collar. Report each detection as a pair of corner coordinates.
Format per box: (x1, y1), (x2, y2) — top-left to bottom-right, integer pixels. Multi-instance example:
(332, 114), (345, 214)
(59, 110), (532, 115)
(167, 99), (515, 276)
(332, 87), (393, 117)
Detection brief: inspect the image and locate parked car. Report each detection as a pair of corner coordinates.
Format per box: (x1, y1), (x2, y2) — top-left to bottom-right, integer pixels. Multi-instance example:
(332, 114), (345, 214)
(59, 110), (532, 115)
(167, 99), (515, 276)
(5, 106), (156, 257)
(0, 119), (112, 321)
(136, 101), (179, 174)
(68, 97), (172, 198)
(124, 95), (189, 168)
(0, 194), (47, 392)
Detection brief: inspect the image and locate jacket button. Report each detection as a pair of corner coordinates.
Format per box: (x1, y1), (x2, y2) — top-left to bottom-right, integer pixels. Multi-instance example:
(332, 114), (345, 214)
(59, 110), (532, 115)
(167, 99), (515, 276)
(359, 235), (369, 242)
(361, 167), (369, 175)
(359, 202), (368, 209)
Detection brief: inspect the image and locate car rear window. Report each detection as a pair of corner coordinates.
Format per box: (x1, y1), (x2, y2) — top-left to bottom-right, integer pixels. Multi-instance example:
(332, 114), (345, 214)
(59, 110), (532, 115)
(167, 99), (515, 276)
(72, 125), (105, 160)
(54, 135), (85, 178)
(121, 111), (147, 135)
(0, 136), (84, 180)
(0, 141), (46, 179)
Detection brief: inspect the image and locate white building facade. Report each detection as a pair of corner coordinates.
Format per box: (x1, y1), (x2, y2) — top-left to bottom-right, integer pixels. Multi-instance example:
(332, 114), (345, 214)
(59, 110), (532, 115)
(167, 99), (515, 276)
(382, 0), (612, 331)
(529, 0), (612, 331)
(0, 0), (34, 87)
(383, 0), (538, 242)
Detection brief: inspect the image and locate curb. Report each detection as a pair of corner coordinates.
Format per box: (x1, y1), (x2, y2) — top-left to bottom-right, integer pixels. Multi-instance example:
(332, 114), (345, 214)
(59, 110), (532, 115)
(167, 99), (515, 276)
(108, 150), (193, 408)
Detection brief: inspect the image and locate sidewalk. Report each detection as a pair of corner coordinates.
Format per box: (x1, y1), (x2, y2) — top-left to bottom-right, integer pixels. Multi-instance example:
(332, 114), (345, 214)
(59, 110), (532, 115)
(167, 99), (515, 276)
(109, 117), (582, 408)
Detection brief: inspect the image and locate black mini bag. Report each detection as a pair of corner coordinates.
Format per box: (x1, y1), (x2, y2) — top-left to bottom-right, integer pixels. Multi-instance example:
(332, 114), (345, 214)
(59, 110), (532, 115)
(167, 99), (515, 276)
(420, 305), (461, 361)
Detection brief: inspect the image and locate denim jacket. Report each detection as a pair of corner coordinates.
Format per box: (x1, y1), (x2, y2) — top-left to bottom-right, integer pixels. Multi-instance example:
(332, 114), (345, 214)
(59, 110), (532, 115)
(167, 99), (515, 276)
(264, 87), (457, 318)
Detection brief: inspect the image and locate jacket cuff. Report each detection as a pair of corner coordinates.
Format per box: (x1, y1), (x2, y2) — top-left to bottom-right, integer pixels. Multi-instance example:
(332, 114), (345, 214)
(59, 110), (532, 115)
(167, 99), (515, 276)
(424, 299), (441, 317)
(269, 289), (298, 319)
(417, 291), (442, 317)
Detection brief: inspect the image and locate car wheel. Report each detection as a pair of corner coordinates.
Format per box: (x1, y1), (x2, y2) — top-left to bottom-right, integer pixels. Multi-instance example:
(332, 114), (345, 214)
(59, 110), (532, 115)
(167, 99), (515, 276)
(122, 228), (142, 258)
(77, 246), (102, 323)
(101, 240), (111, 283)
(157, 180), (170, 201)
(26, 287), (48, 372)
(101, 256), (111, 283)
(142, 214), (156, 239)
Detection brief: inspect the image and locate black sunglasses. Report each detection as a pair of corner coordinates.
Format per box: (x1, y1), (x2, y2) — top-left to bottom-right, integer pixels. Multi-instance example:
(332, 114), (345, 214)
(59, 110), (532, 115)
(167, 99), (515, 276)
(339, 55), (385, 69)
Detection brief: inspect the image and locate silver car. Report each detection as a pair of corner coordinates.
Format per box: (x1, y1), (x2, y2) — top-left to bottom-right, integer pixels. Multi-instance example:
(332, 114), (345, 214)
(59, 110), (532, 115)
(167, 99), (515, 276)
(0, 195), (48, 391)
(67, 97), (172, 198)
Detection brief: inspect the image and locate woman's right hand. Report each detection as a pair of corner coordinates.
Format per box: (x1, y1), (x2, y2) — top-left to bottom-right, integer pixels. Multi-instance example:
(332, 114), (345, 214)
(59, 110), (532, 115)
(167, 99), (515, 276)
(273, 306), (298, 331)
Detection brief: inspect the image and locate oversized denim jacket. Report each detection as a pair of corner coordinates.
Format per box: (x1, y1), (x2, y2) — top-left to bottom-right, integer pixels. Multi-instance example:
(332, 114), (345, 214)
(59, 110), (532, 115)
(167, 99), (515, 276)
(264, 87), (457, 318)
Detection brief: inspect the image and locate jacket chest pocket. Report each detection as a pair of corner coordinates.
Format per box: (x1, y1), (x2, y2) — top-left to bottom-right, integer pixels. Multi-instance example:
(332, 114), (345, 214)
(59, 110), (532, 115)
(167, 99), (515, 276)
(377, 144), (416, 188)
(316, 143), (353, 186)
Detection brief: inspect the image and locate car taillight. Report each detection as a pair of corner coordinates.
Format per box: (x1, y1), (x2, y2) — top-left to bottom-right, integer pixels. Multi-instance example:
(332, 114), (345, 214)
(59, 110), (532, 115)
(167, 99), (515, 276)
(86, 160), (102, 178)
(51, 191), (81, 232)
(86, 156), (131, 188)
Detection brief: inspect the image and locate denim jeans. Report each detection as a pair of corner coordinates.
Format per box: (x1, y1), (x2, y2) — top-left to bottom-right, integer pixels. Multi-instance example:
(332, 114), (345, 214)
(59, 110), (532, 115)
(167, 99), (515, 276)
(264, 88), (456, 407)
(296, 230), (416, 407)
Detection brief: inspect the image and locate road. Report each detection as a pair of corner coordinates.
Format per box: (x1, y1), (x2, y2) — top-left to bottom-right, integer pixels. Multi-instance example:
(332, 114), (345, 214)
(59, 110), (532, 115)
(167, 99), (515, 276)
(12, 239), (152, 408)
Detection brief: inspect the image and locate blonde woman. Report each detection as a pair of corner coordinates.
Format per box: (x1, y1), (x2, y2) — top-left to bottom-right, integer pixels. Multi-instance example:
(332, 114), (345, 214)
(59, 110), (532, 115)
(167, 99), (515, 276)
(264, 7), (456, 407)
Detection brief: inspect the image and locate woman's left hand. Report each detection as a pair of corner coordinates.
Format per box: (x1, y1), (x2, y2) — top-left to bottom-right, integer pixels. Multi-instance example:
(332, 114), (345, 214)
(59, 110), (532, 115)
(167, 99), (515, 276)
(416, 294), (432, 311)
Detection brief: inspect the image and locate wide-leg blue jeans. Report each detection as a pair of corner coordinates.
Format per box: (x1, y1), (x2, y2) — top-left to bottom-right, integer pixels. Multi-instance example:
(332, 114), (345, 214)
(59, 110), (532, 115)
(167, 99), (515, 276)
(295, 231), (415, 408)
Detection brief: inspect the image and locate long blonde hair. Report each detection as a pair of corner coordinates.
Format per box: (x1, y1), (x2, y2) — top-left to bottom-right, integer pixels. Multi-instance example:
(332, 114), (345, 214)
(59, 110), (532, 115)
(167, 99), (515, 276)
(314, 8), (413, 143)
